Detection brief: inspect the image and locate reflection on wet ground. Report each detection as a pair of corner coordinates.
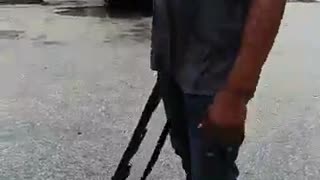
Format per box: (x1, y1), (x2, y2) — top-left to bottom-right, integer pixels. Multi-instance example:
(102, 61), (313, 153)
(118, 21), (151, 42)
(54, 6), (143, 19)
(54, 6), (108, 18)
(0, 0), (42, 5)
(0, 30), (24, 39)
(41, 0), (86, 6)
(52, 5), (150, 41)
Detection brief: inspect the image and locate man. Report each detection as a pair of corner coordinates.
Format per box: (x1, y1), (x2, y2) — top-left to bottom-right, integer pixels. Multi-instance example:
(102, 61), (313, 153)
(151, 0), (286, 179)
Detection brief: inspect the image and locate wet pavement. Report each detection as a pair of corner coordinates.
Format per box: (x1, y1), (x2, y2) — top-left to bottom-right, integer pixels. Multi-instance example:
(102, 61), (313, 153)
(0, 1), (320, 180)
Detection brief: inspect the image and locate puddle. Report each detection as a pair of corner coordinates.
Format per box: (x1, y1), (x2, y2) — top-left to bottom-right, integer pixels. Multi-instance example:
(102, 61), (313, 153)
(42, 41), (65, 46)
(55, 6), (108, 18)
(33, 40), (66, 47)
(0, 30), (24, 39)
(0, 0), (43, 4)
(119, 21), (151, 42)
(107, 8), (142, 19)
(41, 0), (86, 6)
(54, 6), (142, 19)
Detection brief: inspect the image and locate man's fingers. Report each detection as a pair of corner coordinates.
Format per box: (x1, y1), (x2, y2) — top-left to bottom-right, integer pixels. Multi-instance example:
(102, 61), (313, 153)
(200, 119), (245, 145)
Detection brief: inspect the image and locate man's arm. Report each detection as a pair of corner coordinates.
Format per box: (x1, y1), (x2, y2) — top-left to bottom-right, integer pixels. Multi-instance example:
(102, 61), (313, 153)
(225, 0), (287, 100)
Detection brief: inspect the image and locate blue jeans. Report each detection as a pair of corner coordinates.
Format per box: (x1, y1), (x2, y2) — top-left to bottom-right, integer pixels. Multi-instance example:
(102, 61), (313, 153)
(159, 74), (243, 180)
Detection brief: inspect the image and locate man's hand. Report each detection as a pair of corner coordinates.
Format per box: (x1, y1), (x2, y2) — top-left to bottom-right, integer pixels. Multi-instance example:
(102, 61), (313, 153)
(202, 90), (247, 144)
(208, 90), (247, 128)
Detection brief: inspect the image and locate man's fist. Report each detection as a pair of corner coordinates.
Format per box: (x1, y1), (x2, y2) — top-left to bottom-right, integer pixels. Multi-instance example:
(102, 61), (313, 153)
(202, 90), (248, 144)
(208, 90), (247, 128)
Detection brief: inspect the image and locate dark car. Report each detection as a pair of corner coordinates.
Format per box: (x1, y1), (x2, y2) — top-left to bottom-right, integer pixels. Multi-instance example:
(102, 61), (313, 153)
(105, 0), (153, 16)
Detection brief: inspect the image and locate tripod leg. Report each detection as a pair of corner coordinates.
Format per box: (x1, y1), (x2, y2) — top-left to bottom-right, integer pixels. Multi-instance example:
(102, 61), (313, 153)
(112, 80), (161, 180)
(140, 121), (170, 180)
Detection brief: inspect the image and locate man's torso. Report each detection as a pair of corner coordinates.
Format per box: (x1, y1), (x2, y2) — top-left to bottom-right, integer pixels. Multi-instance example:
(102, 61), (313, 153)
(151, 0), (251, 95)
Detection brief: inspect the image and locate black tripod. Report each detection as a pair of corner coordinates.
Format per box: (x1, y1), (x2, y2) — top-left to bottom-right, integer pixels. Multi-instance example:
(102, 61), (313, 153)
(112, 79), (170, 180)
(110, 0), (174, 178)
